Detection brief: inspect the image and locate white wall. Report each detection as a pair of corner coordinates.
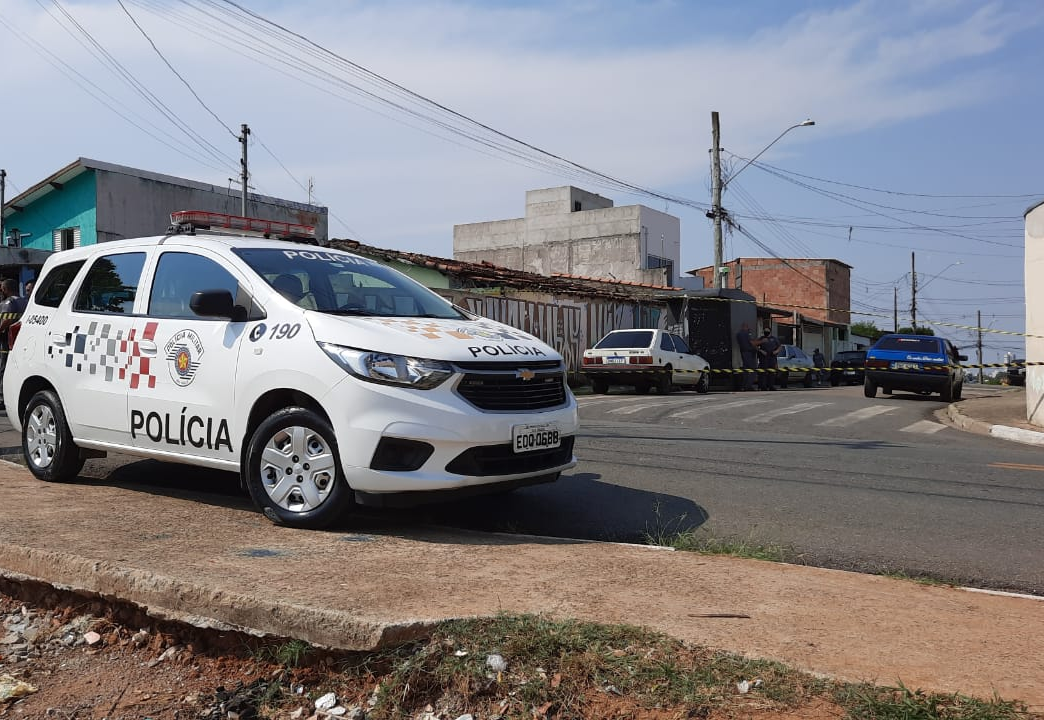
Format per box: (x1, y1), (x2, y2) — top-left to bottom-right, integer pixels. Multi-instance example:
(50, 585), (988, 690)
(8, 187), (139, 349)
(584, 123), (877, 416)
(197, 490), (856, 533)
(1026, 202), (1044, 426)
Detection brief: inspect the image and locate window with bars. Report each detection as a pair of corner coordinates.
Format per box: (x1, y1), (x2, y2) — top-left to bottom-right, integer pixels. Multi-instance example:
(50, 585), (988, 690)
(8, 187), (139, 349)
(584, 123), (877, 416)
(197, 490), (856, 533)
(52, 226), (81, 251)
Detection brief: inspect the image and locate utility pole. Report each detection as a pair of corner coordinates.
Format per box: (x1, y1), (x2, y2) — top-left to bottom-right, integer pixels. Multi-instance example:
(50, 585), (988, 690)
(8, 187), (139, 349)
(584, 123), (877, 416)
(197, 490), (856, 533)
(710, 111), (724, 289)
(0, 169), (6, 247)
(893, 286), (898, 333)
(239, 123), (250, 218)
(977, 309), (984, 384)
(910, 251), (917, 331)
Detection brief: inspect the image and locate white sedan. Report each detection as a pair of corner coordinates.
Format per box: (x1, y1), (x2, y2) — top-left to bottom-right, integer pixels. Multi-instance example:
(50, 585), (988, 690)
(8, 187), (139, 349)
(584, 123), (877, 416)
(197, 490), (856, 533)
(581, 329), (710, 395)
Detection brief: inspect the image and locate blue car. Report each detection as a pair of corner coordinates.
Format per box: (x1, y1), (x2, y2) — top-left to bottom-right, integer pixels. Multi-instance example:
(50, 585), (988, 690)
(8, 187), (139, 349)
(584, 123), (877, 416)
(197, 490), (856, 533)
(863, 334), (967, 401)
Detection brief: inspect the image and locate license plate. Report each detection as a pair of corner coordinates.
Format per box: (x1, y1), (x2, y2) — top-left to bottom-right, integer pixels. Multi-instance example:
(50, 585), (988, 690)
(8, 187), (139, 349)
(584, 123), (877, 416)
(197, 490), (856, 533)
(605, 356), (627, 364)
(844, 370), (855, 375)
(512, 423), (561, 453)
(892, 361), (920, 370)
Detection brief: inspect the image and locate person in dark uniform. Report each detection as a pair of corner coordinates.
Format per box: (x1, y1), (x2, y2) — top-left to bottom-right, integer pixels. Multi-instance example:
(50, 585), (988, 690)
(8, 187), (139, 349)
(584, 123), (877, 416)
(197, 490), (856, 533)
(736, 322), (759, 391)
(757, 327), (781, 390)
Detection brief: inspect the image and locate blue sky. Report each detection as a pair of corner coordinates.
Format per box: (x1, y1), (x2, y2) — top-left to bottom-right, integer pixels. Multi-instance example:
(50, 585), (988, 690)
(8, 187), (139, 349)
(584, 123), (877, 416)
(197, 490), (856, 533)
(1, 0), (1039, 362)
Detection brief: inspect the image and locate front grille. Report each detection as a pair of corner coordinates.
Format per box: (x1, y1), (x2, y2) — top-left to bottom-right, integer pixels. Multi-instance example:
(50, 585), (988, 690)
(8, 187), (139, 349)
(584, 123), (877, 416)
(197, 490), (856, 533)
(446, 436), (575, 477)
(455, 369), (567, 411)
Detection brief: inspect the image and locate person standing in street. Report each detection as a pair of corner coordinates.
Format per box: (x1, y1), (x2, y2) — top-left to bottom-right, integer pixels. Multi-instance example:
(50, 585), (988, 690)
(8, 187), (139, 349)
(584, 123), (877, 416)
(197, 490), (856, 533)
(0, 278), (28, 409)
(757, 327), (781, 390)
(813, 348), (827, 386)
(736, 321), (759, 391)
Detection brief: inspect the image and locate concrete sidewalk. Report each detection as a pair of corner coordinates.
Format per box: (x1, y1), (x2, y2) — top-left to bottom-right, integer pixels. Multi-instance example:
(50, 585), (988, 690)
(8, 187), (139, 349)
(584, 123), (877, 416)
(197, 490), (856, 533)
(941, 386), (1044, 446)
(0, 390), (1042, 709)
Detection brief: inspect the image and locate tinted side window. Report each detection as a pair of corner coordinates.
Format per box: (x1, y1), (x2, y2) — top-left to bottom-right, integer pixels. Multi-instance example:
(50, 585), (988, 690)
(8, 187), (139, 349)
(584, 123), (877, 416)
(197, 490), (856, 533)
(34, 261), (86, 308)
(73, 253), (146, 314)
(149, 252), (239, 318)
(671, 334), (690, 353)
(660, 334), (674, 351)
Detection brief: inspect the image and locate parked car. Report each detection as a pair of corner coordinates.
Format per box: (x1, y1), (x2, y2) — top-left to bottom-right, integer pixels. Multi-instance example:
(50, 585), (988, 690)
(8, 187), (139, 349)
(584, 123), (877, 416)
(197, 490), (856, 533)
(1007, 358), (1026, 386)
(774, 344), (816, 388)
(830, 350), (867, 386)
(863, 334), (966, 401)
(582, 329), (710, 395)
(3, 212), (579, 529)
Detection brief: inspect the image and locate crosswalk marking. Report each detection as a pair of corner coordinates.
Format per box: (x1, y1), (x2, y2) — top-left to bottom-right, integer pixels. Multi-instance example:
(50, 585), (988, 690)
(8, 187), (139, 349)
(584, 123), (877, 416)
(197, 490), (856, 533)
(747, 402), (830, 423)
(668, 398), (770, 418)
(900, 420), (946, 434)
(608, 398), (704, 415)
(817, 405), (896, 427)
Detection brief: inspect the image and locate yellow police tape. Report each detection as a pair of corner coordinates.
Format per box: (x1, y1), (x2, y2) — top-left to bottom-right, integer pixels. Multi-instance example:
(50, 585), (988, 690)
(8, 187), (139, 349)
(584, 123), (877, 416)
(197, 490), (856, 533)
(586, 361), (1037, 375)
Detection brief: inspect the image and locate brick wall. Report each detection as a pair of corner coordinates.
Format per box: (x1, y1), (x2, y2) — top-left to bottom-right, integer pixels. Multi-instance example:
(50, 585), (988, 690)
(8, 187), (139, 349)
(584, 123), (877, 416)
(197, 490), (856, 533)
(692, 258), (850, 324)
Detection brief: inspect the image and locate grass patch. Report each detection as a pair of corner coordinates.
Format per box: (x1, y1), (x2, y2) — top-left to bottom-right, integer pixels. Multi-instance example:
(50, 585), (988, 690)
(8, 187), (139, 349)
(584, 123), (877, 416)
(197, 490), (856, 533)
(643, 502), (793, 562)
(253, 638), (313, 668)
(836, 682), (1029, 720)
(270, 614), (1035, 720)
(878, 569), (955, 588)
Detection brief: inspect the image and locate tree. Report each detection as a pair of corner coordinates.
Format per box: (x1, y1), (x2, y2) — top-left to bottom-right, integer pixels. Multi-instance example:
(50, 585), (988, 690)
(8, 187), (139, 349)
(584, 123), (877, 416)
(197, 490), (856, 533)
(850, 321), (887, 341)
(896, 327), (935, 336)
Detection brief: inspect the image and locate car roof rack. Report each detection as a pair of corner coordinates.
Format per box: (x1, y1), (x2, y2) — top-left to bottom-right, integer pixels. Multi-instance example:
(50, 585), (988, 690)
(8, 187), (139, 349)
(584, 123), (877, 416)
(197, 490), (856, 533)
(168, 210), (319, 244)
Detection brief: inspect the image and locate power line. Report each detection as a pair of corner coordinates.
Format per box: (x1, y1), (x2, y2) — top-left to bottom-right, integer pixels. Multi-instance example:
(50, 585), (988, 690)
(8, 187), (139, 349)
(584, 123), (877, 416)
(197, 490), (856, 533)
(118, 0), (237, 139)
(731, 158), (1044, 200)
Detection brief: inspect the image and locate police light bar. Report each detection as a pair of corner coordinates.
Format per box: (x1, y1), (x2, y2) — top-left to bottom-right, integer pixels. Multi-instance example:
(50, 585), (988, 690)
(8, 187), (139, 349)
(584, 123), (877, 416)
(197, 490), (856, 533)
(169, 210), (316, 239)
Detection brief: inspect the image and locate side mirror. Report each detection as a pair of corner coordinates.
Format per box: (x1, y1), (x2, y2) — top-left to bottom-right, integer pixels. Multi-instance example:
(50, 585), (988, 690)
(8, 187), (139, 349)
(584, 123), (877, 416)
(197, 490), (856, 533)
(190, 289), (245, 321)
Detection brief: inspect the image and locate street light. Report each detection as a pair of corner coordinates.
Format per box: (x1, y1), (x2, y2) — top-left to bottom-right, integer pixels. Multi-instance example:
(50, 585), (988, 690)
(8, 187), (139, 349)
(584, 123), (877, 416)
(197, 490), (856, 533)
(724, 118), (816, 188)
(710, 114), (815, 288)
(911, 257), (961, 330)
(917, 260), (963, 292)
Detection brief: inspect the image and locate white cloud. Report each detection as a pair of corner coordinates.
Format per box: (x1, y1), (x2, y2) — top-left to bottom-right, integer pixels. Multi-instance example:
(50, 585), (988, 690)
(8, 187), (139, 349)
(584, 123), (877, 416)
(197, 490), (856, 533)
(0, 0), (1036, 255)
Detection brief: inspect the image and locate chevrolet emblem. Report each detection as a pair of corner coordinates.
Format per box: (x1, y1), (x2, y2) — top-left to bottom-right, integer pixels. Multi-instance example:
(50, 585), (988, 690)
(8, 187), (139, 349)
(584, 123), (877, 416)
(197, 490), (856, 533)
(516, 369), (535, 381)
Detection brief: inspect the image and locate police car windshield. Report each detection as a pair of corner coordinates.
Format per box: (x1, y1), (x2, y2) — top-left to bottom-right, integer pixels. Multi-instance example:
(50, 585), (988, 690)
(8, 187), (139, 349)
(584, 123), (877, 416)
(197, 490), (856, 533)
(234, 247), (465, 319)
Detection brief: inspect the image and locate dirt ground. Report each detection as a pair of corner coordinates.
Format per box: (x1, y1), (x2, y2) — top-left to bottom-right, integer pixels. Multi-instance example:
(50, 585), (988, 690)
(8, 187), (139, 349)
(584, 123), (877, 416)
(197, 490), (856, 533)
(0, 584), (864, 720)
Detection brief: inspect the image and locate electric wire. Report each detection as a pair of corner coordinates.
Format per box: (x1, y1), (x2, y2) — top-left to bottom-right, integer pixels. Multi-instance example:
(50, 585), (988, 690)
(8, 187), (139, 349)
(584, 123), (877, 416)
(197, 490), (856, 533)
(0, 11), (231, 174)
(41, 0), (237, 172)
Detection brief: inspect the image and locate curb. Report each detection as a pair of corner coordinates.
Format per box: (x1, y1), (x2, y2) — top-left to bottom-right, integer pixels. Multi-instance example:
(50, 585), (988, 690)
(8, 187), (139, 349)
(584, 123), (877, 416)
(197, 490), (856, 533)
(944, 403), (1044, 447)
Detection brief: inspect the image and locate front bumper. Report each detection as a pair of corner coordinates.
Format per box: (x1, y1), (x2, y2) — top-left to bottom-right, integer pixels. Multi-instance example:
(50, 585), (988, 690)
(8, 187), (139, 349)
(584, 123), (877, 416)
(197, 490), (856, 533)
(322, 373), (579, 494)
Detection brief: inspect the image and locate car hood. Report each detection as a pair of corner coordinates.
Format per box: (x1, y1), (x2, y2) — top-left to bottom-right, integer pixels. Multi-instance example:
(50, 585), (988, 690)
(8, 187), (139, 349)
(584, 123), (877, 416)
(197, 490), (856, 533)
(305, 313), (562, 363)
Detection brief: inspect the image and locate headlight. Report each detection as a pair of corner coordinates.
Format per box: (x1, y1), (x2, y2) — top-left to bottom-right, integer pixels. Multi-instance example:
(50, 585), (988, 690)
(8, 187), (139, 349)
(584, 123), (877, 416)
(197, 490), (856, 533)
(320, 343), (452, 389)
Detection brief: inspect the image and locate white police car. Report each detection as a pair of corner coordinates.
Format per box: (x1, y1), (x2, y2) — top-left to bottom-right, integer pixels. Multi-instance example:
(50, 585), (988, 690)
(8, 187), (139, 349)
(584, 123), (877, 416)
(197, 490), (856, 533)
(3, 212), (578, 528)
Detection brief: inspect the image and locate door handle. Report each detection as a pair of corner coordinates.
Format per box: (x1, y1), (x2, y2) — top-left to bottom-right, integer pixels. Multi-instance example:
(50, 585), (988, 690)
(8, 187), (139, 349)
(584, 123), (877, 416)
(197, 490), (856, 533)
(138, 340), (158, 356)
(48, 332), (70, 347)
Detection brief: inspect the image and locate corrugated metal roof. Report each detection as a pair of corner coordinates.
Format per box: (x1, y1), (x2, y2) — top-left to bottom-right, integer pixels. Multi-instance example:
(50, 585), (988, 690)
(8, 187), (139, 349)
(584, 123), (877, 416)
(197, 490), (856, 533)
(329, 238), (675, 301)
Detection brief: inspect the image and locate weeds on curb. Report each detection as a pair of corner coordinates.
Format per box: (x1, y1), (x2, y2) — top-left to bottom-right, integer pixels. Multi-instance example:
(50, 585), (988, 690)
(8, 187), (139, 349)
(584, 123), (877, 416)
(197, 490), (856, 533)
(643, 501), (792, 562)
(835, 682), (1030, 720)
(299, 614), (1034, 720)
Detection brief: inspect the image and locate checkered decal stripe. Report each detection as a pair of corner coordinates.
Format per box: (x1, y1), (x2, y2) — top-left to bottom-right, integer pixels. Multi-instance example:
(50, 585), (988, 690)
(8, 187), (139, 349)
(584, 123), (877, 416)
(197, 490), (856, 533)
(48, 321), (159, 389)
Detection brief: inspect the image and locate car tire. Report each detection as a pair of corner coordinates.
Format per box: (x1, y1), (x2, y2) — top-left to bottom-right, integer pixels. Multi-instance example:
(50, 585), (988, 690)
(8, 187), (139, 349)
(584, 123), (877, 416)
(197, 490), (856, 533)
(778, 374), (788, 389)
(244, 407), (354, 529)
(954, 382), (963, 401)
(863, 378), (878, 398)
(830, 377), (839, 387)
(803, 372), (814, 388)
(22, 390), (85, 483)
(635, 382), (651, 395)
(695, 373), (710, 394)
(657, 369), (672, 395)
(941, 380), (954, 403)
(591, 379), (609, 394)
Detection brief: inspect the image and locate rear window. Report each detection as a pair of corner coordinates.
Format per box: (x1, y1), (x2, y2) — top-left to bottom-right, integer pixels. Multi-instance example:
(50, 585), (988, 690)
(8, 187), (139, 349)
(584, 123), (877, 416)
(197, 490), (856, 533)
(34, 260), (86, 308)
(836, 351), (866, 361)
(594, 330), (654, 350)
(874, 337), (941, 353)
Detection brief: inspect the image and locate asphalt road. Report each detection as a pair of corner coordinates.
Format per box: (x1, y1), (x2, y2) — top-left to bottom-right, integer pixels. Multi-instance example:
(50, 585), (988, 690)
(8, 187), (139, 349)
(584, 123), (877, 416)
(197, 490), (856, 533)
(2, 383), (1042, 594)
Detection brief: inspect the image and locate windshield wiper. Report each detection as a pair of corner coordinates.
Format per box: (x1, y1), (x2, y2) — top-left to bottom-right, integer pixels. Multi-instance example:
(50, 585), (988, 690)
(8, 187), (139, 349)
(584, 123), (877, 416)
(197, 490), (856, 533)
(324, 308), (381, 316)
